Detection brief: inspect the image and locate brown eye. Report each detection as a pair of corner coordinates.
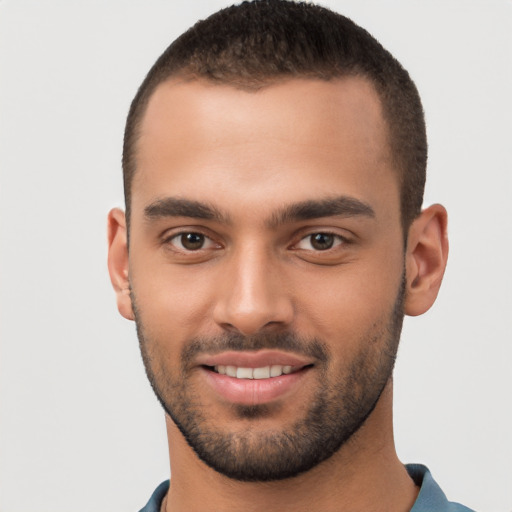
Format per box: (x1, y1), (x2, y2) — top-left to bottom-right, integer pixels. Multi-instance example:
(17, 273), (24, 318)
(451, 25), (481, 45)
(164, 230), (220, 259)
(180, 233), (205, 250)
(310, 233), (335, 250)
(295, 232), (344, 251)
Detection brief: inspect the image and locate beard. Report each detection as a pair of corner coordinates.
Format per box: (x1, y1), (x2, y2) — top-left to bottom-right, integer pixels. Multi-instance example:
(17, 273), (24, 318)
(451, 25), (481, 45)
(132, 275), (405, 482)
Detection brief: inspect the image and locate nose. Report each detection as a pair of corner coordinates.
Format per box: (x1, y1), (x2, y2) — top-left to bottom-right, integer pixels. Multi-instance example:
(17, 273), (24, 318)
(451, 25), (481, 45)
(212, 245), (294, 336)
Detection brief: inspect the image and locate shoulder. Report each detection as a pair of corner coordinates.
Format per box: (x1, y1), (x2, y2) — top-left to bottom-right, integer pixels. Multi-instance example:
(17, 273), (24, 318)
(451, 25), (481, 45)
(407, 464), (476, 512)
(138, 480), (169, 512)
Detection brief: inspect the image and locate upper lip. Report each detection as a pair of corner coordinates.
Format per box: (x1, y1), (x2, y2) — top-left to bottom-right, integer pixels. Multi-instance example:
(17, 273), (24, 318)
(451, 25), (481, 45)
(195, 350), (314, 369)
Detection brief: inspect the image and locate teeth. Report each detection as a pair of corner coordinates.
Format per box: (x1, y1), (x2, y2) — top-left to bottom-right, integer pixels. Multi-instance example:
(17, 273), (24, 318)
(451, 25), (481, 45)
(253, 366), (270, 379)
(270, 365), (282, 377)
(213, 364), (295, 379)
(225, 365), (237, 377)
(236, 367), (253, 379)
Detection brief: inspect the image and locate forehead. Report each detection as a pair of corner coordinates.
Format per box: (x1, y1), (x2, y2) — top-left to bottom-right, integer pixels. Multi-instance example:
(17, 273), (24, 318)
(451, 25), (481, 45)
(132, 77), (398, 223)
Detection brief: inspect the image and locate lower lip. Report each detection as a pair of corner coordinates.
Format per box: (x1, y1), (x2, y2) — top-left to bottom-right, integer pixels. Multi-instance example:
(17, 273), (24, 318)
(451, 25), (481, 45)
(202, 367), (310, 406)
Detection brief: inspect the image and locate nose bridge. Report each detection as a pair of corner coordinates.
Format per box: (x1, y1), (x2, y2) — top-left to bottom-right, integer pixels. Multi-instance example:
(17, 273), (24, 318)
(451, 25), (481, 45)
(213, 240), (292, 335)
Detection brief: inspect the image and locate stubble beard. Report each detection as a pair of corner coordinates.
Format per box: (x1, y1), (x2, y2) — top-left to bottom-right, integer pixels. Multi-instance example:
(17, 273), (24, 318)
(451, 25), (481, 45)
(132, 276), (405, 482)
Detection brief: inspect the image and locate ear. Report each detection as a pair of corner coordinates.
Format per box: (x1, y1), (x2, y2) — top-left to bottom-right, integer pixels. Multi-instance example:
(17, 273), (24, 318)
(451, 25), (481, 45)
(404, 204), (449, 316)
(107, 208), (134, 321)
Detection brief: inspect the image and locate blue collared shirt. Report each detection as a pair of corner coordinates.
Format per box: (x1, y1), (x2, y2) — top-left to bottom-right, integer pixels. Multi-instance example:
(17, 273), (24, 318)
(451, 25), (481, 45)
(139, 464), (476, 511)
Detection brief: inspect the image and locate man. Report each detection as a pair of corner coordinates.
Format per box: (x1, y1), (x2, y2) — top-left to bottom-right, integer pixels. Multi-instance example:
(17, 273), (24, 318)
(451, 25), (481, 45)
(107, 1), (474, 510)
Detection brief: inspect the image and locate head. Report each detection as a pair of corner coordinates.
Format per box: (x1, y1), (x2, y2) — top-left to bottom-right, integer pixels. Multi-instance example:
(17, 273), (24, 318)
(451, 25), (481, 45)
(108, 0), (448, 483)
(122, 0), (427, 235)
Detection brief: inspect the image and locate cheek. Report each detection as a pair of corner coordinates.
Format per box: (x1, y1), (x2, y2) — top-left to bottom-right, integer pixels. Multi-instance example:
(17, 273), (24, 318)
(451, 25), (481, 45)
(293, 256), (404, 350)
(130, 254), (220, 341)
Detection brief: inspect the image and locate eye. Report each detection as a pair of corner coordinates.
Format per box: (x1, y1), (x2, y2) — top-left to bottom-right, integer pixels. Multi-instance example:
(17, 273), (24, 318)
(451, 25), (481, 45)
(167, 232), (217, 251)
(295, 232), (344, 251)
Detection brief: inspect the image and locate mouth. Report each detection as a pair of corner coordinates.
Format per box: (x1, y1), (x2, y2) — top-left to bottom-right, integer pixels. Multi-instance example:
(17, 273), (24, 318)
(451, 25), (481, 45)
(197, 351), (314, 406)
(206, 364), (301, 379)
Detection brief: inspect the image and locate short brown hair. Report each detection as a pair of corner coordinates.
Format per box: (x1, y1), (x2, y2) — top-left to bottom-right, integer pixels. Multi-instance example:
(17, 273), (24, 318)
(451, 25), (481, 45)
(123, 0), (427, 231)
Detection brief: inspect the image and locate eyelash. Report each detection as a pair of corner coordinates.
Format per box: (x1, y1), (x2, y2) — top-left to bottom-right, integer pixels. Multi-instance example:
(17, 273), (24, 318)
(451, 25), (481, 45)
(162, 230), (350, 254)
(163, 231), (220, 252)
(293, 232), (348, 251)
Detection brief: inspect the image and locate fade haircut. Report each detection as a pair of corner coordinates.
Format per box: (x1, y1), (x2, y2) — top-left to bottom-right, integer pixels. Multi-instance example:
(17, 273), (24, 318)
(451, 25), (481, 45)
(123, 0), (427, 231)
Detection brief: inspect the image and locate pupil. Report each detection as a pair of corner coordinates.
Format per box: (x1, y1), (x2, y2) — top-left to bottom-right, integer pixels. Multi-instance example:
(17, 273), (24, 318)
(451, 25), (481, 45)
(311, 233), (333, 250)
(182, 233), (204, 250)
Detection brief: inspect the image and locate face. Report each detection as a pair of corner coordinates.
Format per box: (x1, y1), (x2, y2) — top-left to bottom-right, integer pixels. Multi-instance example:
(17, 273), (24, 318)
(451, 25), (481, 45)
(126, 78), (406, 481)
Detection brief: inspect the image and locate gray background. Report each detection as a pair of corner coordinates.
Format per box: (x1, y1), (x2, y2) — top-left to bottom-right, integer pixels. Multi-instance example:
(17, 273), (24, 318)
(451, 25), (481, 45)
(1, 1), (511, 511)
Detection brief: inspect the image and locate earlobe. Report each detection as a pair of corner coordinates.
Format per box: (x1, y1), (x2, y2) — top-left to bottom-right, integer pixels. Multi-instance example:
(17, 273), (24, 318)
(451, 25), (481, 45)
(404, 204), (449, 317)
(107, 208), (134, 321)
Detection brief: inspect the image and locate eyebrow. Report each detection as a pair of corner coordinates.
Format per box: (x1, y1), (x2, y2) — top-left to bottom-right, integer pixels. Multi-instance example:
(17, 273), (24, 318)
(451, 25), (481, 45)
(143, 195), (375, 227)
(267, 196), (375, 228)
(144, 197), (230, 223)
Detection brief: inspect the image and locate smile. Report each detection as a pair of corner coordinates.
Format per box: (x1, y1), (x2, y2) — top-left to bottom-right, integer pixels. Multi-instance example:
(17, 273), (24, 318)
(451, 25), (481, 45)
(201, 366), (311, 406)
(212, 364), (295, 379)
(196, 350), (315, 405)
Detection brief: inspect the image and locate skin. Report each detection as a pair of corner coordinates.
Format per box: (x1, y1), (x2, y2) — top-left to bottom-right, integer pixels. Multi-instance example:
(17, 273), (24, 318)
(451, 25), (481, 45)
(108, 77), (448, 511)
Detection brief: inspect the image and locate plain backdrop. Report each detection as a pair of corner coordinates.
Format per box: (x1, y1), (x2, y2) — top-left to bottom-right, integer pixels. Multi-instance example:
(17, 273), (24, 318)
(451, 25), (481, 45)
(1, 1), (511, 511)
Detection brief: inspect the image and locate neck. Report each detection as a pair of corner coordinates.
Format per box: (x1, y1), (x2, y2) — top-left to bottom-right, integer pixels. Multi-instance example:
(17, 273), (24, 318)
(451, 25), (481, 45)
(162, 380), (418, 512)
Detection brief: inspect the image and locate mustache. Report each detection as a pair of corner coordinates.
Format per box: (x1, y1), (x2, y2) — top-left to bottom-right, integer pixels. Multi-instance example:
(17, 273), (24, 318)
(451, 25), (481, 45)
(182, 331), (329, 365)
